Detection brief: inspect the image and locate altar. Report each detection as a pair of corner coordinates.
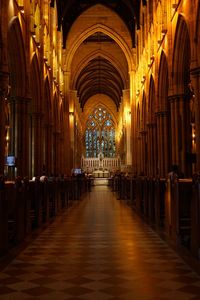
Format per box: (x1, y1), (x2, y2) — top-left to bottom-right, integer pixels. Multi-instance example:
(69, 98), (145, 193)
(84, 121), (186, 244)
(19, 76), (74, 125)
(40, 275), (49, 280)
(92, 170), (110, 178)
(81, 153), (121, 173)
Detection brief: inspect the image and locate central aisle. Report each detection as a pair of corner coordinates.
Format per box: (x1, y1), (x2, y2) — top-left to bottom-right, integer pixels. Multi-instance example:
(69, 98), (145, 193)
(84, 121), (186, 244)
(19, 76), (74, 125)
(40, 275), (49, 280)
(0, 185), (200, 299)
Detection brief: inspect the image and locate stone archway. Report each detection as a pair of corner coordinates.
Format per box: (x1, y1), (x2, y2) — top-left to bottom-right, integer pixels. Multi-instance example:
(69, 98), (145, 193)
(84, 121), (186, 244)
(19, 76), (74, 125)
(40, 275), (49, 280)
(7, 16), (29, 177)
(170, 15), (192, 176)
(53, 92), (60, 175)
(44, 77), (53, 175)
(157, 51), (170, 177)
(29, 53), (42, 177)
(147, 75), (157, 177)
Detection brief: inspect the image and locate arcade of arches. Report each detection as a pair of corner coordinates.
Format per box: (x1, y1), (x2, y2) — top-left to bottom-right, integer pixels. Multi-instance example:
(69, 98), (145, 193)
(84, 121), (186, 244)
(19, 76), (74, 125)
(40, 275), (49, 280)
(0, 0), (199, 179)
(1, 1), (200, 299)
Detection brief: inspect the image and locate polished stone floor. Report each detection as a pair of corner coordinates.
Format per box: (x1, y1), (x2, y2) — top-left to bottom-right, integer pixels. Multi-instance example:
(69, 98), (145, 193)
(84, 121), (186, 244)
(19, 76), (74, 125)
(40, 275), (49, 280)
(0, 185), (200, 299)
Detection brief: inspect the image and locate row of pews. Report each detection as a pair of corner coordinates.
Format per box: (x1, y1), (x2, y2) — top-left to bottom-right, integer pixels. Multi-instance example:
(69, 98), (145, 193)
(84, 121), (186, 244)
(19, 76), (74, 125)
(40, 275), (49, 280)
(109, 174), (200, 260)
(0, 176), (91, 256)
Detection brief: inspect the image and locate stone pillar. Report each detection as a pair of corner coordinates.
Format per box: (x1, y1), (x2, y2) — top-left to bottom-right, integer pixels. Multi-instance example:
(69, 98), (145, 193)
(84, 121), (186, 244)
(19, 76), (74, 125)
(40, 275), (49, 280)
(31, 112), (43, 177)
(140, 131), (147, 175)
(53, 131), (60, 175)
(169, 94), (192, 177)
(129, 71), (136, 172)
(122, 89), (132, 166)
(137, 135), (142, 175)
(191, 67), (200, 171)
(0, 71), (9, 174)
(44, 123), (53, 175)
(147, 123), (156, 177)
(156, 111), (170, 178)
(9, 96), (30, 178)
(156, 113), (161, 176)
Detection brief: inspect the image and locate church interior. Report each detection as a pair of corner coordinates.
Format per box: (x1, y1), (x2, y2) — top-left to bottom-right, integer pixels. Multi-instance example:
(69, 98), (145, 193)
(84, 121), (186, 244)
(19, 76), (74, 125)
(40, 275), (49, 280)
(0, 0), (200, 299)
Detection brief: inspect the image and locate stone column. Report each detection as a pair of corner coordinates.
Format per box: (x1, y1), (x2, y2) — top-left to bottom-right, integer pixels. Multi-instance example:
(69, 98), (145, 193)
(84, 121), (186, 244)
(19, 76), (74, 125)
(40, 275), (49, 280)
(44, 123), (53, 175)
(122, 89), (132, 166)
(63, 72), (71, 174)
(156, 113), (161, 176)
(9, 96), (30, 178)
(31, 112), (43, 177)
(139, 131), (147, 175)
(156, 111), (170, 178)
(147, 123), (157, 177)
(169, 94), (192, 177)
(0, 71), (9, 174)
(53, 131), (61, 175)
(191, 67), (200, 171)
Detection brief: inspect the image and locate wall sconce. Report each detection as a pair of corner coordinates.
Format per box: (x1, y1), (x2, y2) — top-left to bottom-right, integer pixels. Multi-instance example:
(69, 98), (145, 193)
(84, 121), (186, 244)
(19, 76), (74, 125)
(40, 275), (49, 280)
(69, 112), (74, 116)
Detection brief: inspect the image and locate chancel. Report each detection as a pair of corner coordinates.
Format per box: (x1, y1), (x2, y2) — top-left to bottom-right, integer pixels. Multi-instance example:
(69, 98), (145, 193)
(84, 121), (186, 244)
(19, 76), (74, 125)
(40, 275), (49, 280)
(0, 0), (200, 299)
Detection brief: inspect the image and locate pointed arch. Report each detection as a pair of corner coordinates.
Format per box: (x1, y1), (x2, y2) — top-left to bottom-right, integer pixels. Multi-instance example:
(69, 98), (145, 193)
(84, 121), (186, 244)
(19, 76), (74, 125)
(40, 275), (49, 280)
(71, 49), (128, 90)
(53, 92), (60, 132)
(64, 23), (134, 72)
(30, 53), (41, 111)
(141, 92), (147, 130)
(148, 75), (155, 124)
(44, 76), (52, 125)
(172, 15), (191, 93)
(195, 0), (200, 47)
(8, 16), (27, 97)
(44, 76), (53, 175)
(158, 51), (168, 111)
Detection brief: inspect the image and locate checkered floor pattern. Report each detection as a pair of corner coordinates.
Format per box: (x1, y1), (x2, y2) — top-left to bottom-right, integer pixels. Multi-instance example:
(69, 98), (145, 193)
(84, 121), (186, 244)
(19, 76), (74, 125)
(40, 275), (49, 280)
(0, 185), (200, 299)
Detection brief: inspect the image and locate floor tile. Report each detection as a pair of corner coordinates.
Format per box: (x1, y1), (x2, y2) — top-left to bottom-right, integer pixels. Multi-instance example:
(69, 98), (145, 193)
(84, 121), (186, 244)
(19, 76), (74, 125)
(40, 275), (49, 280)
(0, 184), (200, 299)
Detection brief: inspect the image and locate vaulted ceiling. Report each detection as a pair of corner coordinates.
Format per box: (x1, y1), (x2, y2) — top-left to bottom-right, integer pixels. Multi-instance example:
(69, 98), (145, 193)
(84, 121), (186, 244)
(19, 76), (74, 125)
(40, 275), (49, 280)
(54, 0), (146, 48)
(52, 0), (146, 110)
(75, 55), (124, 110)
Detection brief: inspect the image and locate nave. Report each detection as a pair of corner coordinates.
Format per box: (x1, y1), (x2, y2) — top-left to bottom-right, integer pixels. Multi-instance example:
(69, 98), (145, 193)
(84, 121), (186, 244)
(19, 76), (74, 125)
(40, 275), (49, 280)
(0, 185), (200, 300)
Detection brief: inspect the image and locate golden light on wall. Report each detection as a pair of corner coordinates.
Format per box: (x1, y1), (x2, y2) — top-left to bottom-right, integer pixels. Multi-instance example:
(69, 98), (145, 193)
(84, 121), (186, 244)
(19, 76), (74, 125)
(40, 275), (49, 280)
(8, 0), (14, 19)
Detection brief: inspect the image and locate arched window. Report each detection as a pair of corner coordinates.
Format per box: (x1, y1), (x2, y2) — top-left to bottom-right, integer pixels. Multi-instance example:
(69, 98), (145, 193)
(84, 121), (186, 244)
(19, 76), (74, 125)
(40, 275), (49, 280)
(85, 107), (116, 158)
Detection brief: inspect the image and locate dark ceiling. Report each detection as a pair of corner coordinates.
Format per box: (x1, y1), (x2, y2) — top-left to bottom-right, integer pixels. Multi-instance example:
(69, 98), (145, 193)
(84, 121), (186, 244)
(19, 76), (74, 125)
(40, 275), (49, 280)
(54, 0), (146, 48)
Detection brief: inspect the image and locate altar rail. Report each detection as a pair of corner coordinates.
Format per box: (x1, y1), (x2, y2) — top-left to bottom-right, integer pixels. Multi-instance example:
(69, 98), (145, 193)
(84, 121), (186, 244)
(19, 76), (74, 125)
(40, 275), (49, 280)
(81, 157), (120, 172)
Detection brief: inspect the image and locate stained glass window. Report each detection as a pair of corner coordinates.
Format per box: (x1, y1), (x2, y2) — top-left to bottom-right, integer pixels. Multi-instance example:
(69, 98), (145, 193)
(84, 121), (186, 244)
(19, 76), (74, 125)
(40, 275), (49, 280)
(85, 107), (116, 158)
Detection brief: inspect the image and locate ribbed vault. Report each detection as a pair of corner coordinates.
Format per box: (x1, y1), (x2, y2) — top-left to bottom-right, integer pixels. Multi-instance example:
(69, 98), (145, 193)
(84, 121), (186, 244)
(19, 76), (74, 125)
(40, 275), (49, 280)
(75, 55), (124, 110)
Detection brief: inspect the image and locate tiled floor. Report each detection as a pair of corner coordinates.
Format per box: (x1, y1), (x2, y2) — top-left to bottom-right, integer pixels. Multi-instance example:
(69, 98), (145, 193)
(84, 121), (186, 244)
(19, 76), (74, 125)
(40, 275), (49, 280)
(1, 185), (200, 299)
